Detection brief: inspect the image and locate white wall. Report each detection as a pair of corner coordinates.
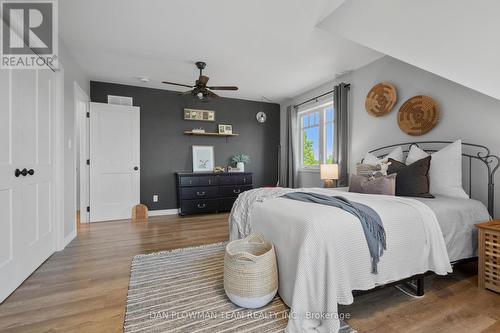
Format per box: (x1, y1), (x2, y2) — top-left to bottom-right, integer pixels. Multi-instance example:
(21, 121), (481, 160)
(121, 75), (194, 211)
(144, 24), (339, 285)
(319, 0), (500, 101)
(58, 39), (90, 239)
(283, 56), (500, 217)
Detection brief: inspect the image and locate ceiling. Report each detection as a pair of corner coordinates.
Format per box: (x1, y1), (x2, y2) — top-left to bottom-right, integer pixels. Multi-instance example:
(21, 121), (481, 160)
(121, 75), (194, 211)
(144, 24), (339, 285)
(319, 0), (500, 101)
(59, 0), (382, 102)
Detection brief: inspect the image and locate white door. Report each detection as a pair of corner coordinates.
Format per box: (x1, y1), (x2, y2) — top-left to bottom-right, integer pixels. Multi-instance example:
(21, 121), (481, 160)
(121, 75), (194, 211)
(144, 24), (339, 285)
(89, 102), (140, 222)
(75, 85), (90, 223)
(0, 68), (56, 303)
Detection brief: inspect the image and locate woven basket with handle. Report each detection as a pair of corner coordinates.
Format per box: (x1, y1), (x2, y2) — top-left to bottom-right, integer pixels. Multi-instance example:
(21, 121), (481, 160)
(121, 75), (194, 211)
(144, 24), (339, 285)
(224, 234), (278, 308)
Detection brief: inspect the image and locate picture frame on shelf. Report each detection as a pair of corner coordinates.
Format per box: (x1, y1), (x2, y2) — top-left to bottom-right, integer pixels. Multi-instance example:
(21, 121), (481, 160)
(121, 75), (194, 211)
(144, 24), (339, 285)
(218, 124), (233, 134)
(192, 145), (215, 172)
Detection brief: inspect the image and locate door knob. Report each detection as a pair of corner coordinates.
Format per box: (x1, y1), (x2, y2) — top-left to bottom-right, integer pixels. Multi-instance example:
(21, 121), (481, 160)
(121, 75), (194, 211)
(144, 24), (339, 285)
(134, 166), (139, 171)
(15, 168), (28, 177)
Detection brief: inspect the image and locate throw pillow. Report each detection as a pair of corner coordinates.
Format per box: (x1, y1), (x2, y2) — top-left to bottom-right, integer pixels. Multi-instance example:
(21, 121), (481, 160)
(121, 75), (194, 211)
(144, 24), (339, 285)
(406, 140), (468, 199)
(349, 174), (397, 196)
(388, 156), (434, 198)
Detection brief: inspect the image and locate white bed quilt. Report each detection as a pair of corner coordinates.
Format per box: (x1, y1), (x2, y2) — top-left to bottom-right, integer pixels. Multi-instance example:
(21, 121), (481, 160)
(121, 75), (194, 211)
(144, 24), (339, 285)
(229, 188), (452, 333)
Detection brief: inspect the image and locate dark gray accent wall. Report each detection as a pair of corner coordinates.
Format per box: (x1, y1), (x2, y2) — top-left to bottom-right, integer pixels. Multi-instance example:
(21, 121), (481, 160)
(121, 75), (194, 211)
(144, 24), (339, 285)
(90, 81), (280, 210)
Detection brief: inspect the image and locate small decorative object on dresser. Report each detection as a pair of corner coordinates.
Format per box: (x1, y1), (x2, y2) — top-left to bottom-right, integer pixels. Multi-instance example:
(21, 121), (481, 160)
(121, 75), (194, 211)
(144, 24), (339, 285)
(192, 145), (214, 172)
(218, 124), (233, 134)
(231, 154), (250, 172)
(320, 164), (339, 188)
(214, 166), (226, 173)
(365, 82), (397, 117)
(176, 172), (253, 215)
(398, 95), (440, 136)
(477, 220), (500, 293)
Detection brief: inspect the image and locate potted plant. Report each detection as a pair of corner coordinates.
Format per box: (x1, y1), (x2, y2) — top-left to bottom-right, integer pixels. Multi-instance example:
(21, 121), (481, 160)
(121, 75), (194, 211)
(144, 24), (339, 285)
(231, 154), (250, 172)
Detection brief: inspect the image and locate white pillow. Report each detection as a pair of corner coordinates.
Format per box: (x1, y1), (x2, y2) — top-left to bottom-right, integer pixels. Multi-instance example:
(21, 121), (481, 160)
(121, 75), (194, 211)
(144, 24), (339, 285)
(363, 146), (405, 166)
(406, 140), (468, 199)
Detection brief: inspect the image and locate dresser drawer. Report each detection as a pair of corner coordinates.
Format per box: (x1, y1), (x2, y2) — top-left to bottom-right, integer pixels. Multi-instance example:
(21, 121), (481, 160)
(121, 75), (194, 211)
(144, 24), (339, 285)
(198, 176), (219, 186)
(181, 186), (219, 200)
(234, 175), (252, 185)
(219, 197), (237, 211)
(180, 199), (219, 215)
(179, 177), (200, 187)
(219, 176), (237, 185)
(179, 176), (219, 187)
(219, 175), (252, 185)
(219, 185), (252, 197)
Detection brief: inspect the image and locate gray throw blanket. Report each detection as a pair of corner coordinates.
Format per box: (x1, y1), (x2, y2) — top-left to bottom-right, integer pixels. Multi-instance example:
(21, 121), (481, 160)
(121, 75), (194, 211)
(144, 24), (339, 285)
(282, 192), (386, 274)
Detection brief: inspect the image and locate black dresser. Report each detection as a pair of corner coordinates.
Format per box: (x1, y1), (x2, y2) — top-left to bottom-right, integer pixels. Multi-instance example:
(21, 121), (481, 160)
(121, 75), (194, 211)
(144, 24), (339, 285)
(176, 172), (253, 216)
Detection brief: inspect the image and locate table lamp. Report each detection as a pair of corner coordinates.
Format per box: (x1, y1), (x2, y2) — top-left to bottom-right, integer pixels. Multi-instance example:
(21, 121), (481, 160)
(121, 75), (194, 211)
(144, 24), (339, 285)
(320, 164), (338, 188)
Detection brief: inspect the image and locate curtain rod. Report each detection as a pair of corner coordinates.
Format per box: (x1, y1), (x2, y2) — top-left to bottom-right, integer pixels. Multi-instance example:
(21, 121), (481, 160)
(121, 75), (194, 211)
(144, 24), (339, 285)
(293, 83), (350, 109)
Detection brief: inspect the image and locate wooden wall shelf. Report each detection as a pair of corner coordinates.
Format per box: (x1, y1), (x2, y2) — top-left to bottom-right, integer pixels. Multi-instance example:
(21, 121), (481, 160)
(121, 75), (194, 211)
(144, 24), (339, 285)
(184, 131), (239, 137)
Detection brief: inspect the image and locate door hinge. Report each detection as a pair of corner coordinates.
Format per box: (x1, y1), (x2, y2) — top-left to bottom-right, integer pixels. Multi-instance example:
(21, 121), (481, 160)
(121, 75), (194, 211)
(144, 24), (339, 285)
(86, 112), (90, 118)
(86, 159), (90, 165)
(86, 206), (90, 212)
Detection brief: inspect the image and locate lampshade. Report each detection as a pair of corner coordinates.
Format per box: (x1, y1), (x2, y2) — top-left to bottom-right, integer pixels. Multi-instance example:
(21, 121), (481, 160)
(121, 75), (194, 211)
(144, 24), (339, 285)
(320, 164), (339, 180)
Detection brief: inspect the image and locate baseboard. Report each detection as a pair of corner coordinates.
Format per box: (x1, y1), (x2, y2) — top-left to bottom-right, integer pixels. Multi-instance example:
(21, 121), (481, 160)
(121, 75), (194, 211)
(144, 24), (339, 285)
(149, 209), (180, 217)
(59, 229), (77, 251)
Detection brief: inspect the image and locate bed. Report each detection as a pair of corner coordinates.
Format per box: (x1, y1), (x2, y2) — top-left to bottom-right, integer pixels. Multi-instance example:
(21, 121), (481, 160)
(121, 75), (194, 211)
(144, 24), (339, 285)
(415, 195), (490, 262)
(228, 141), (498, 333)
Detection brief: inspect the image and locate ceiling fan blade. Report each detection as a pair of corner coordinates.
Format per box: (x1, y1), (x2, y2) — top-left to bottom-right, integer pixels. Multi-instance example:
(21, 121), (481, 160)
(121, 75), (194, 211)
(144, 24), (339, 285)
(207, 86), (239, 91)
(198, 75), (209, 86)
(162, 81), (194, 88)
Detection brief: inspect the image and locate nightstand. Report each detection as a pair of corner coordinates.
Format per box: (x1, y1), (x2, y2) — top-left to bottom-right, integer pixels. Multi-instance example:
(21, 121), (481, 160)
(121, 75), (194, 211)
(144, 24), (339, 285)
(476, 220), (500, 293)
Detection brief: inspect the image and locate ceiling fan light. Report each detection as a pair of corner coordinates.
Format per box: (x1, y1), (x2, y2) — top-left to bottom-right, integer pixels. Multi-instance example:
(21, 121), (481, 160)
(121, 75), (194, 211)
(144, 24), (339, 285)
(197, 92), (204, 99)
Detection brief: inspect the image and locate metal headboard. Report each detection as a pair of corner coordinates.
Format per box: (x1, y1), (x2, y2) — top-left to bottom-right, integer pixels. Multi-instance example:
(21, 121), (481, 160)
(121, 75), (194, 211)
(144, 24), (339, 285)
(367, 141), (500, 217)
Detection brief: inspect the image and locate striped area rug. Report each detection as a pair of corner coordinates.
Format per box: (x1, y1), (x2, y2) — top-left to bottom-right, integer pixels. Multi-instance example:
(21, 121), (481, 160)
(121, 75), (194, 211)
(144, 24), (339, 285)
(124, 242), (356, 333)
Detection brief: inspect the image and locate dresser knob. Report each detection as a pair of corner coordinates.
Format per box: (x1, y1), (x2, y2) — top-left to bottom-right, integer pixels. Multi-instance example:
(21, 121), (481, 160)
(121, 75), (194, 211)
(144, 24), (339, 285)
(197, 191), (205, 196)
(197, 203), (206, 209)
(233, 189), (241, 194)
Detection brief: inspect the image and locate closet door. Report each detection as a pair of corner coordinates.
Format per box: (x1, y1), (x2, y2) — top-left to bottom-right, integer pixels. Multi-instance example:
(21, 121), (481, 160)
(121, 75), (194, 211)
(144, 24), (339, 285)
(0, 67), (56, 303)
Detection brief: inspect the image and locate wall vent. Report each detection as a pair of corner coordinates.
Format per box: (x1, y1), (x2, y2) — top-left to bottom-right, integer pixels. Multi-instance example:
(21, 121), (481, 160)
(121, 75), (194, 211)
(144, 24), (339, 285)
(107, 95), (133, 106)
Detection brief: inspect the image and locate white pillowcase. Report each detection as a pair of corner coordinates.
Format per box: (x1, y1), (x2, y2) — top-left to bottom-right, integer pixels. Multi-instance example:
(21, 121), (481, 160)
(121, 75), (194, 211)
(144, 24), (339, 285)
(406, 140), (468, 199)
(363, 146), (405, 166)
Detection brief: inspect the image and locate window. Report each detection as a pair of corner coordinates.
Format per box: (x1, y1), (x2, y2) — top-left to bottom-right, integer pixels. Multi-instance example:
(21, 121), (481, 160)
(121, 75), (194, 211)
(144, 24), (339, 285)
(298, 102), (334, 170)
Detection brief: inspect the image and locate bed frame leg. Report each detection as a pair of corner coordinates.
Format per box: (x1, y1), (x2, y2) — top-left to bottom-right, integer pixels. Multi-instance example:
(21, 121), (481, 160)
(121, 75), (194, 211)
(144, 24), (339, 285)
(395, 274), (425, 298)
(415, 275), (424, 296)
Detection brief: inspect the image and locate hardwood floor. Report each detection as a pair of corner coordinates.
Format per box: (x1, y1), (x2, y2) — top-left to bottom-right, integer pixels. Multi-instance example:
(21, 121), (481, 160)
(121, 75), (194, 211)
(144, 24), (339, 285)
(0, 213), (498, 333)
(0, 214), (228, 333)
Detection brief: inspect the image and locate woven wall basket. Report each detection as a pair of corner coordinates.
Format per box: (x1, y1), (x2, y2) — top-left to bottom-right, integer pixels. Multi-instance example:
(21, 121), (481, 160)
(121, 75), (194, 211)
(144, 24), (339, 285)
(224, 234), (278, 309)
(398, 95), (440, 136)
(365, 82), (397, 117)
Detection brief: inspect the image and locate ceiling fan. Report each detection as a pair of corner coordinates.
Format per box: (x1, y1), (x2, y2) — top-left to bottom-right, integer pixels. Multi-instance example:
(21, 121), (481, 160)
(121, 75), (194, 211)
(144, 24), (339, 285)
(162, 62), (238, 100)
